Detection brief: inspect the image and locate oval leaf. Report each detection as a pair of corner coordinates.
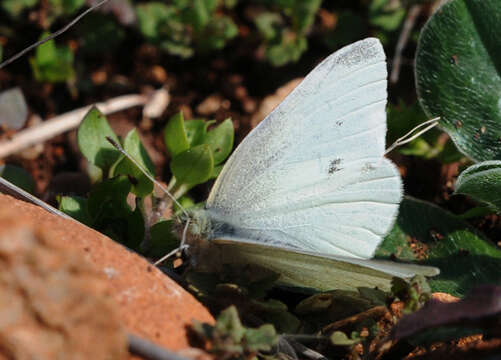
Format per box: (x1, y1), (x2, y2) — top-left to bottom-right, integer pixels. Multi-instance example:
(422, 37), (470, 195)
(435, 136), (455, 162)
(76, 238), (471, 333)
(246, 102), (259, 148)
(205, 118), (234, 165)
(185, 119), (214, 146)
(164, 111), (189, 157)
(378, 197), (501, 297)
(416, 0), (501, 161)
(87, 176), (132, 223)
(112, 129), (155, 197)
(170, 144), (213, 186)
(0, 164), (35, 194)
(148, 220), (179, 257)
(77, 107), (121, 171)
(455, 160), (501, 212)
(58, 195), (92, 226)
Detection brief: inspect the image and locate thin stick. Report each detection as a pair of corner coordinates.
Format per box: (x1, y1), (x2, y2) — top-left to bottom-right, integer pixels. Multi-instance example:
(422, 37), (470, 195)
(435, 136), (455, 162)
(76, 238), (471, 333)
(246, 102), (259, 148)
(0, 93), (148, 158)
(0, 177), (73, 220)
(385, 117), (440, 155)
(0, 0), (110, 70)
(127, 333), (192, 360)
(390, 4), (422, 84)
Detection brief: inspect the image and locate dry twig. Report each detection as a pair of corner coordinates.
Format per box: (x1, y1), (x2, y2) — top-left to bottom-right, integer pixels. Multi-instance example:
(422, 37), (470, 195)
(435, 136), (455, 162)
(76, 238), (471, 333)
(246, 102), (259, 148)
(0, 92), (151, 158)
(390, 5), (423, 84)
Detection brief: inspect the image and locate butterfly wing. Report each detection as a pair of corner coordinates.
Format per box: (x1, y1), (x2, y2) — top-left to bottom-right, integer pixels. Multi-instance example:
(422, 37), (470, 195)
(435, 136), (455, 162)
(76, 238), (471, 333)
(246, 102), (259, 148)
(204, 38), (401, 259)
(211, 240), (439, 292)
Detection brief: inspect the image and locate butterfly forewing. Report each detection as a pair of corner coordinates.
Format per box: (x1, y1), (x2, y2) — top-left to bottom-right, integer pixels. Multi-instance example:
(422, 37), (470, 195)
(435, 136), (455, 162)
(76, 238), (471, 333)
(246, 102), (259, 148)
(204, 38), (401, 259)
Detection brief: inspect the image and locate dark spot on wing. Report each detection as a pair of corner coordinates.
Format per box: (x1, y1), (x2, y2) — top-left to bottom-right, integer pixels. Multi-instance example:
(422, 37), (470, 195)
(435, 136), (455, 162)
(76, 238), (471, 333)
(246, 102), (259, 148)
(328, 158), (342, 174)
(336, 121), (343, 126)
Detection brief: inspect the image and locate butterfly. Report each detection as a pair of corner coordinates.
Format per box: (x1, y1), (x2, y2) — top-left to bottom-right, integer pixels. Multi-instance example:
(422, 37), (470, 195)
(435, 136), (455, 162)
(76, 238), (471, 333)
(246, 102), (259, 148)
(182, 38), (439, 291)
(0, 38), (439, 292)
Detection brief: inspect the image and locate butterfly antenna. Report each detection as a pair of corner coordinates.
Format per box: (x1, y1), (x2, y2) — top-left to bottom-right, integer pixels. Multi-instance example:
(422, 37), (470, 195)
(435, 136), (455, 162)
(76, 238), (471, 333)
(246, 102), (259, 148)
(384, 117), (440, 155)
(106, 137), (192, 263)
(106, 137), (189, 217)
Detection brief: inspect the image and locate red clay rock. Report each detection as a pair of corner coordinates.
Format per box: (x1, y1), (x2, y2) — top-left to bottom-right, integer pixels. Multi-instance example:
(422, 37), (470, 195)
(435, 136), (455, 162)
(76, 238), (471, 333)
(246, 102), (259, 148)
(0, 210), (127, 360)
(0, 194), (214, 352)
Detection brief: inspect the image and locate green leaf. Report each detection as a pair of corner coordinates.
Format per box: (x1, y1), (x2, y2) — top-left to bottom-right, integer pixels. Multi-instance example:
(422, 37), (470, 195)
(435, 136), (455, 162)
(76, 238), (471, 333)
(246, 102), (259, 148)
(330, 331), (360, 346)
(125, 205), (145, 250)
(215, 306), (246, 343)
(87, 176), (132, 223)
(29, 32), (75, 83)
(1, 0), (37, 17)
(48, 0), (85, 16)
(391, 275), (432, 314)
(243, 325), (278, 352)
(455, 161), (501, 212)
(111, 129), (155, 197)
(173, 195), (196, 214)
(58, 196), (92, 226)
(416, 0), (501, 161)
(164, 112), (190, 157)
(148, 220), (180, 257)
(205, 118), (234, 165)
(250, 299), (300, 334)
(369, 0), (406, 31)
(184, 0), (211, 32)
(266, 33), (307, 67)
(77, 107), (121, 172)
(386, 101), (464, 162)
(457, 206), (496, 220)
(295, 293), (333, 314)
(136, 2), (172, 39)
(210, 164), (224, 180)
(377, 197), (501, 297)
(170, 144), (214, 186)
(290, 0), (321, 34)
(255, 13), (281, 41)
(77, 13), (125, 54)
(185, 119), (214, 147)
(136, 2), (193, 58)
(0, 164), (35, 194)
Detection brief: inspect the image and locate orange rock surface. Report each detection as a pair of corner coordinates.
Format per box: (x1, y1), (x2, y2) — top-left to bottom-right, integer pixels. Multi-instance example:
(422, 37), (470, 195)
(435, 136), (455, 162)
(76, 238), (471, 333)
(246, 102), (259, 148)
(0, 194), (214, 352)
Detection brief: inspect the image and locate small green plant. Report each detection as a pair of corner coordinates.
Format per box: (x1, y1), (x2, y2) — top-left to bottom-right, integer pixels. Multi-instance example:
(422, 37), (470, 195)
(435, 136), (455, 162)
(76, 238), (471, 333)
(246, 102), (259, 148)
(192, 306), (278, 359)
(135, 0), (238, 58)
(59, 108), (234, 253)
(254, 0), (321, 66)
(1, 0), (37, 18)
(29, 33), (75, 83)
(0, 164), (35, 194)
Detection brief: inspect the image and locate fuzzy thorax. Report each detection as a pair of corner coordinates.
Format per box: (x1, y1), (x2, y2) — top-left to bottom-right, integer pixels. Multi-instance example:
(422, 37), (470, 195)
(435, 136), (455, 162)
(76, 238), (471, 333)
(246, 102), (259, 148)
(181, 209), (223, 272)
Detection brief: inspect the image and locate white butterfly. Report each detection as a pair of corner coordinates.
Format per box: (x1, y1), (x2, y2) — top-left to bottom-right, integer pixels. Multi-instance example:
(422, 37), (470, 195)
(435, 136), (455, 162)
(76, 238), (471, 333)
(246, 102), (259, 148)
(185, 38), (439, 291)
(0, 38), (439, 292)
